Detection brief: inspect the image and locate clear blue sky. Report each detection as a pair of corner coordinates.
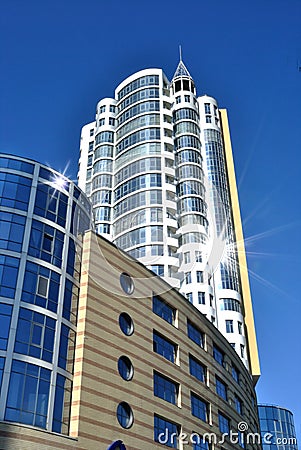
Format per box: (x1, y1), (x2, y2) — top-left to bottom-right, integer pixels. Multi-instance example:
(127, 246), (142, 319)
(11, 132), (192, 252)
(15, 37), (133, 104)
(1, 0), (301, 440)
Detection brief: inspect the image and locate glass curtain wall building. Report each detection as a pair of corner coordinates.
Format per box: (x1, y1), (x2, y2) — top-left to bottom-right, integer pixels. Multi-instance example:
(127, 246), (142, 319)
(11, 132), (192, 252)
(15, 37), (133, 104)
(0, 154), (92, 433)
(77, 59), (260, 379)
(258, 405), (298, 450)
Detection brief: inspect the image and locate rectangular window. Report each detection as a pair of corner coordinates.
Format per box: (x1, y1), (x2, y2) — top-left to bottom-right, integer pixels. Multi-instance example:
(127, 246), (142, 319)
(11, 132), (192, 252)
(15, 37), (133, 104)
(213, 345), (224, 366)
(238, 321), (243, 334)
(176, 96), (181, 104)
(187, 320), (204, 348)
(152, 295), (176, 325)
(232, 365), (240, 383)
(154, 415), (179, 448)
(187, 292), (193, 303)
(235, 396), (243, 414)
(89, 129), (94, 136)
(98, 118), (105, 126)
(184, 95), (190, 102)
(42, 233), (53, 253)
(185, 272), (192, 284)
(109, 117), (115, 126)
(240, 344), (245, 358)
(218, 412), (230, 434)
(191, 393), (208, 422)
(193, 440), (210, 450)
(204, 103), (211, 114)
(154, 372), (178, 405)
(109, 105), (115, 113)
(198, 292), (205, 304)
(195, 250), (202, 262)
(209, 294), (213, 306)
(153, 331), (177, 363)
(215, 377), (227, 400)
(184, 252), (190, 264)
(0, 303), (13, 350)
(225, 320), (233, 333)
(206, 116), (211, 123)
(189, 355), (206, 383)
(88, 141), (94, 151)
(37, 275), (48, 297)
(196, 271), (203, 283)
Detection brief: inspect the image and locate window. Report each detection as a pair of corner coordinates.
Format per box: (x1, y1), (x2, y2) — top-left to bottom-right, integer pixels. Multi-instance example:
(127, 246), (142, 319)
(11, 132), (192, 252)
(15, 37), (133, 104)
(184, 252), (190, 264)
(218, 412), (230, 434)
(191, 393), (208, 422)
(195, 250), (202, 262)
(89, 128), (94, 136)
(5, 360), (51, 429)
(152, 295), (176, 325)
(187, 320), (204, 348)
(176, 96), (181, 104)
(37, 276), (48, 297)
(196, 271), (203, 283)
(150, 265), (164, 276)
(109, 117), (115, 126)
(189, 355), (206, 382)
(119, 313), (134, 336)
(110, 105), (116, 113)
(205, 116), (211, 123)
(193, 440), (210, 450)
(240, 344), (245, 358)
(187, 293), (193, 303)
(235, 396), (243, 414)
(204, 103), (211, 114)
(154, 372), (178, 405)
(232, 365), (240, 383)
(185, 272), (192, 284)
(238, 321), (243, 334)
(154, 415), (179, 448)
(120, 273), (134, 295)
(215, 377), (227, 400)
(184, 95), (190, 102)
(0, 255), (19, 299)
(198, 292), (205, 304)
(118, 356), (134, 381)
(225, 320), (233, 333)
(88, 141), (94, 151)
(116, 402), (134, 429)
(209, 294), (213, 306)
(0, 303), (13, 350)
(98, 118), (105, 126)
(153, 331), (177, 363)
(220, 298), (241, 312)
(0, 211), (26, 252)
(99, 105), (106, 113)
(213, 345), (224, 366)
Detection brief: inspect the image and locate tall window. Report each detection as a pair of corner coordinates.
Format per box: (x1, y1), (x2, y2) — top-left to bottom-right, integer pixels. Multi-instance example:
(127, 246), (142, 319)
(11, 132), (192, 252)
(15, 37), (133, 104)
(218, 412), (230, 434)
(232, 365), (240, 384)
(235, 395), (243, 414)
(215, 377), (227, 400)
(185, 272), (192, 284)
(198, 292), (205, 304)
(213, 345), (224, 366)
(153, 331), (177, 363)
(152, 295), (176, 325)
(191, 393), (208, 422)
(154, 415), (179, 448)
(196, 271), (203, 283)
(187, 320), (204, 348)
(189, 355), (206, 383)
(225, 320), (233, 333)
(154, 372), (178, 405)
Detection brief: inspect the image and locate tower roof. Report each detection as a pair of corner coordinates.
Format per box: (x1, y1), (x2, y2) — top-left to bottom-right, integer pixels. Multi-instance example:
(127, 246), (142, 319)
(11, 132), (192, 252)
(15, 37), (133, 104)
(172, 59), (192, 80)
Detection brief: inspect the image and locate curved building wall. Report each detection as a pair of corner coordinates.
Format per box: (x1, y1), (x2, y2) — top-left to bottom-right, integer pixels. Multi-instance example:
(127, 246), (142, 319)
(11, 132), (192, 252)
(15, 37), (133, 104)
(0, 154), (92, 434)
(258, 405), (298, 450)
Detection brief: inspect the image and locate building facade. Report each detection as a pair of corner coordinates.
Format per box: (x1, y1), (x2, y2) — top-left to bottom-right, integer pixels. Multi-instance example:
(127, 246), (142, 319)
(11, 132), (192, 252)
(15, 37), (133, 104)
(77, 60), (260, 378)
(258, 405), (298, 450)
(0, 154), (92, 435)
(0, 225), (261, 449)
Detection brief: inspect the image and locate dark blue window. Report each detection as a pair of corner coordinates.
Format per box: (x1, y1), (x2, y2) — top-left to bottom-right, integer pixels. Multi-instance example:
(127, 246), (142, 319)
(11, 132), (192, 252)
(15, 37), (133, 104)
(34, 182), (68, 226)
(0, 255), (19, 298)
(191, 393), (208, 422)
(232, 365), (240, 383)
(216, 377), (227, 400)
(28, 219), (64, 268)
(213, 345), (224, 366)
(116, 402), (133, 429)
(218, 412), (230, 433)
(14, 308), (56, 363)
(153, 331), (176, 363)
(5, 360), (50, 429)
(0, 303), (13, 350)
(119, 313), (134, 336)
(189, 355), (206, 382)
(63, 279), (79, 322)
(235, 396), (242, 414)
(22, 261), (60, 312)
(52, 374), (72, 434)
(58, 324), (75, 370)
(0, 212), (26, 252)
(0, 156), (34, 173)
(153, 295), (175, 325)
(193, 440), (209, 450)
(187, 320), (204, 348)
(154, 372), (178, 405)
(0, 172), (32, 211)
(154, 415), (178, 448)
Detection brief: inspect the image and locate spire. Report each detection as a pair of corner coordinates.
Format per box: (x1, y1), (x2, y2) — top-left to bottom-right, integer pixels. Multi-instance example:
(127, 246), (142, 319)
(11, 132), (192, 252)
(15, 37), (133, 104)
(172, 46), (192, 79)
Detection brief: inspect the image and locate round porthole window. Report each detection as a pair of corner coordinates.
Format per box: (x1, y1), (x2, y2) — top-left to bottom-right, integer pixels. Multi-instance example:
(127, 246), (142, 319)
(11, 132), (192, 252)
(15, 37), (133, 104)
(119, 312), (134, 336)
(116, 402), (134, 429)
(118, 356), (134, 381)
(120, 273), (134, 295)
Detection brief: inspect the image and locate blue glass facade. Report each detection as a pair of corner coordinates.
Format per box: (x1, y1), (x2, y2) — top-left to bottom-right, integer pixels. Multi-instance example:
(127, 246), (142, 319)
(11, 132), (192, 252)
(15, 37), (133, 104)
(259, 405), (298, 450)
(0, 154), (92, 434)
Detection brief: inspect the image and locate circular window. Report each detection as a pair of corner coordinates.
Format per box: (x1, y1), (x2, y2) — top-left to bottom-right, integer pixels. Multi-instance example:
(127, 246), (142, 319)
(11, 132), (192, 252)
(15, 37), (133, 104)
(116, 402), (134, 429)
(120, 273), (134, 295)
(119, 313), (134, 336)
(118, 356), (134, 381)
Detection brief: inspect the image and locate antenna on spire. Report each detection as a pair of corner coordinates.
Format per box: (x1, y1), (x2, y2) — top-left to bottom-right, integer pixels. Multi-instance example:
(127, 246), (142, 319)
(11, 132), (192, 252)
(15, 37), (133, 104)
(179, 45), (182, 62)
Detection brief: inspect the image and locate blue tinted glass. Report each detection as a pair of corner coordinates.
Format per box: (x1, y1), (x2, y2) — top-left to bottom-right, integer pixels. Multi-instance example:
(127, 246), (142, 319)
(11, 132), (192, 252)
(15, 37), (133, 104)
(153, 331), (175, 363)
(0, 357), (5, 389)
(153, 295), (174, 324)
(189, 356), (205, 382)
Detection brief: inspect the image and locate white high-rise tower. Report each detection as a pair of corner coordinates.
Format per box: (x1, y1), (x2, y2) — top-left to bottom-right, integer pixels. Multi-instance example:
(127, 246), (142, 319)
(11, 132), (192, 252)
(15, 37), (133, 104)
(78, 59), (260, 379)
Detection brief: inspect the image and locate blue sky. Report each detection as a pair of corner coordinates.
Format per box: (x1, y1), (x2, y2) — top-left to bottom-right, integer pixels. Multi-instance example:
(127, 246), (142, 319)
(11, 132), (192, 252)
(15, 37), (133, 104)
(1, 0), (301, 440)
